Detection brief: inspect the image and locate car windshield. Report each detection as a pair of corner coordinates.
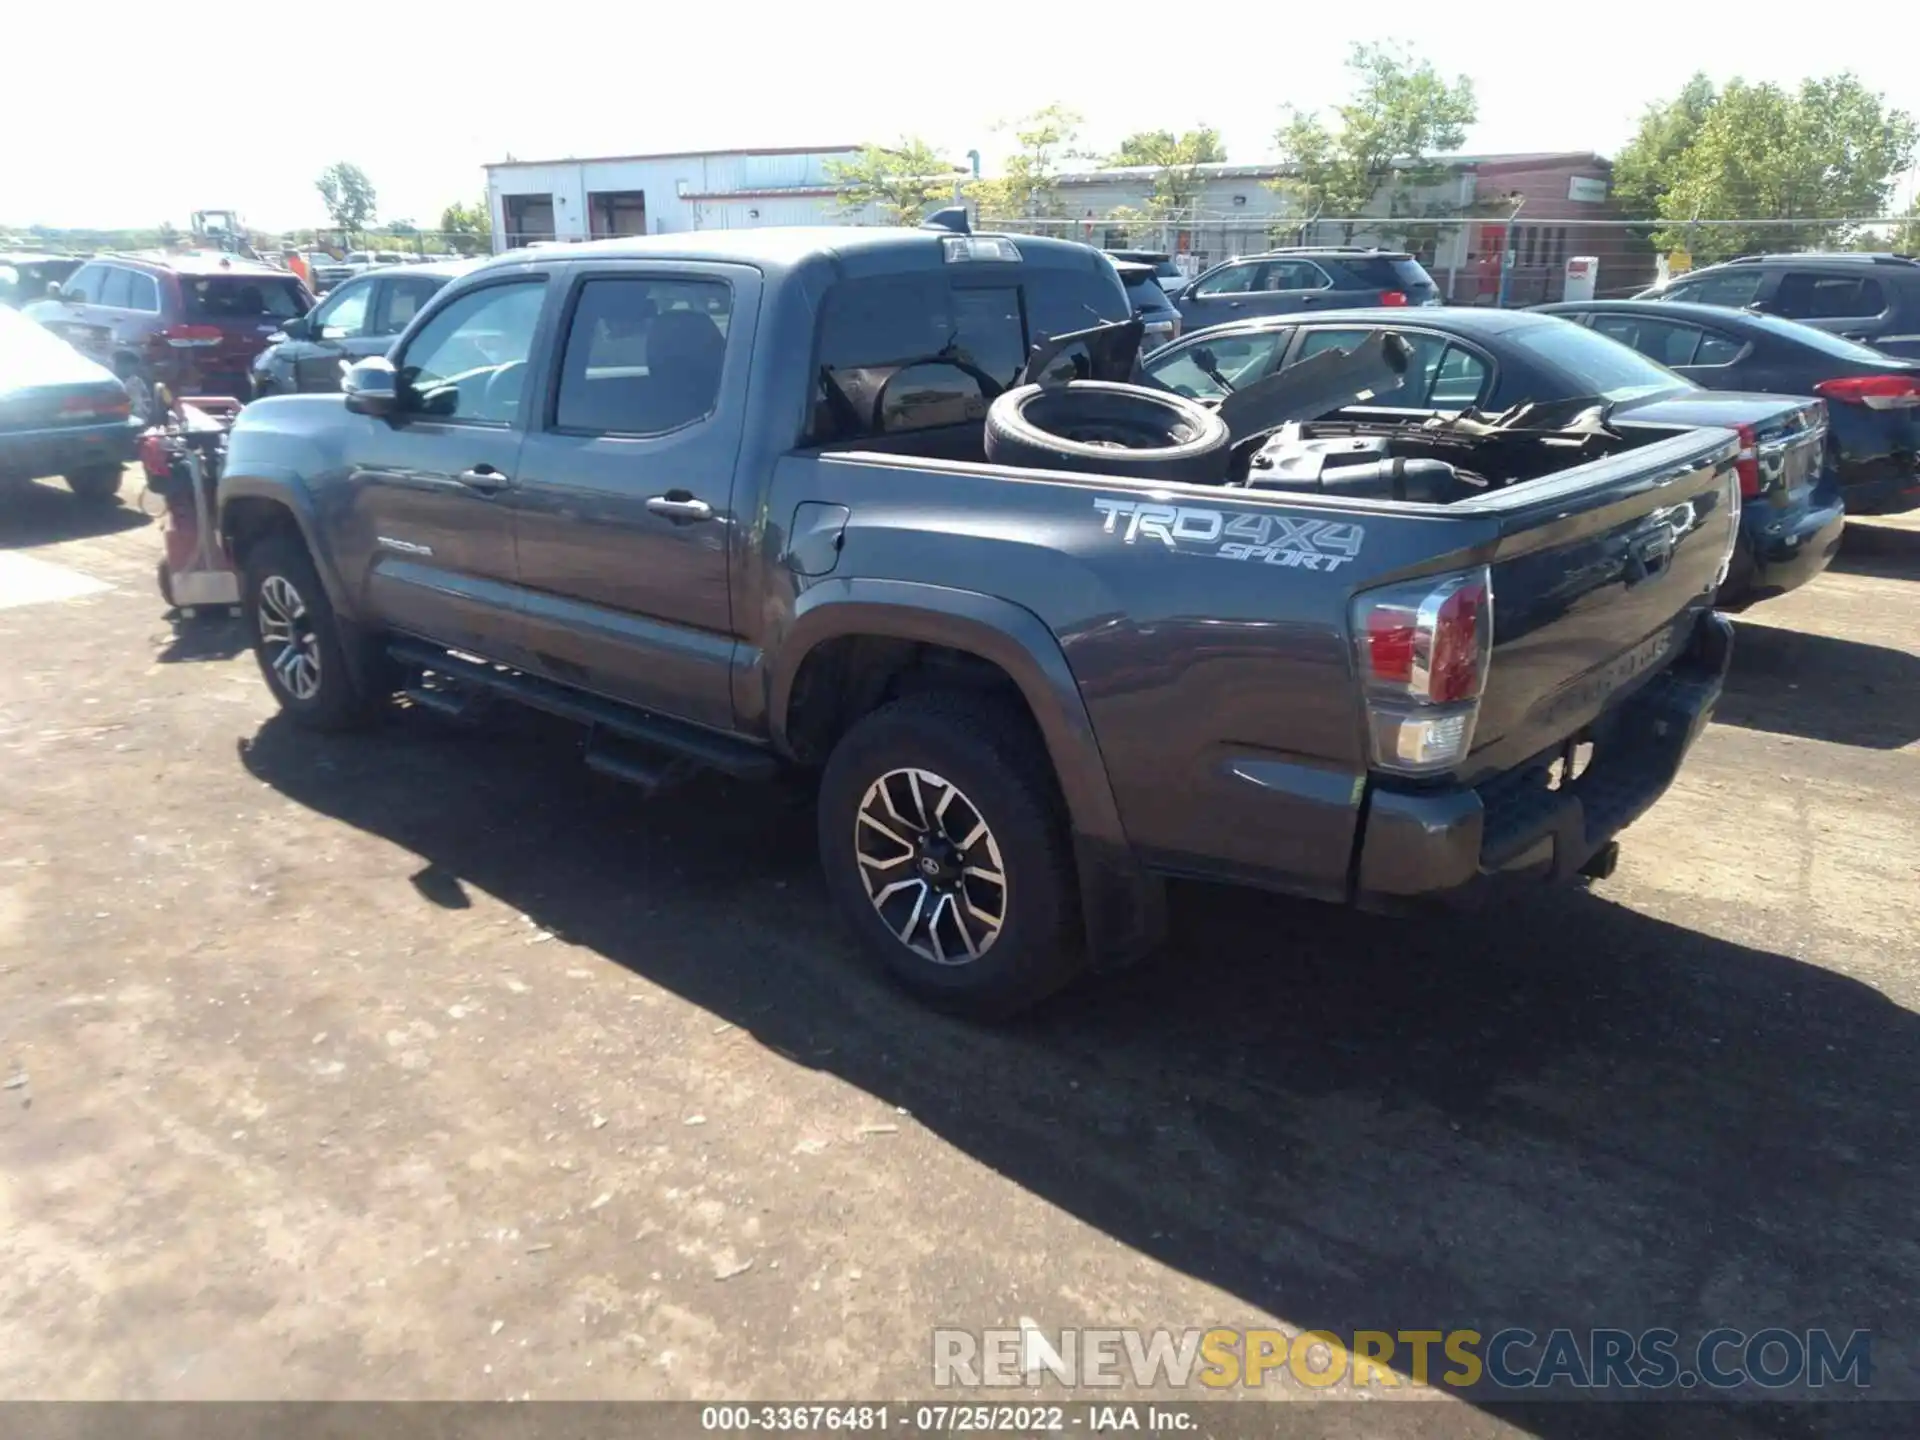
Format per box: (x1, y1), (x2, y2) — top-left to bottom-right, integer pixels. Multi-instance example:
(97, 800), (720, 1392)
(182, 275), (311, 321)
(1739, 310), (1898, 364)
(1509, 320), (1694, 402)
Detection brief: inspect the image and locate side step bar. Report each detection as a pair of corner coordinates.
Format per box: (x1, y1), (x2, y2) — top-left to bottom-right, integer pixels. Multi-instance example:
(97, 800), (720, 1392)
(389, 639), (779, 783)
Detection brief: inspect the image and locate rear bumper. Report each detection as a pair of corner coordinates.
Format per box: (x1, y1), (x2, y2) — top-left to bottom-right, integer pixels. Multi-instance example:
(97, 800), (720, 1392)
(1353, 610), (1733, 910)
(0, 418), (141, 481)
(1718, 485), (1846, 610)
(1837, 464), (1920, 516)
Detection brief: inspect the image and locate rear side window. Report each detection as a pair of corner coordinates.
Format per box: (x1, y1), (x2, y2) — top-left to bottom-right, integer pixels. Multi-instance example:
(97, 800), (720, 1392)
(127, 271), (159, 312)
(1509, 320), (1690, 402)
(555, 276), (733, 435)
(183, 275), (310, 321)
(1773, 273), (1886, 320)
(1291, 327), (1487, 408)
(812, 275), (1027, 442)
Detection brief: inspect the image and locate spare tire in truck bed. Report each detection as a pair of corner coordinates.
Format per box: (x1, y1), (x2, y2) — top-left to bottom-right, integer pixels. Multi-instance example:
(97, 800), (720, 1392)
(985, 381), (1230, 483)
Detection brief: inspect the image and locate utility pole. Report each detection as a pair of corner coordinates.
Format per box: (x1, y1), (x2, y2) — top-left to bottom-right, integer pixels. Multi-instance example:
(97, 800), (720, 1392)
(1495, 195), (1524, 309)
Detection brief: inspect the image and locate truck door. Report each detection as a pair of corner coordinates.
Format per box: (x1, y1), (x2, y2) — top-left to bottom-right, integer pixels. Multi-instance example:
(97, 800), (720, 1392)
(335, 274), (549, 661)
(508, 264), (760, 733)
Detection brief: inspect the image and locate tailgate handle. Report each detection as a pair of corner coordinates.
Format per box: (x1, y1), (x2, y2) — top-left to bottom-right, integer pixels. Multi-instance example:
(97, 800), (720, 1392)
(1625, 530), (1674, 586)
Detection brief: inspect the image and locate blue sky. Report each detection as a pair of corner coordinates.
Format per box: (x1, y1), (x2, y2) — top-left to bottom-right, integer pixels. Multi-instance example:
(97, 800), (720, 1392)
(10, 5), (1918, 231)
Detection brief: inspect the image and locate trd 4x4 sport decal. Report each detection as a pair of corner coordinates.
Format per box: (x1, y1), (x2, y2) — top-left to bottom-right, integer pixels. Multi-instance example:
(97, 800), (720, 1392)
(1092, 497), (1364, 573)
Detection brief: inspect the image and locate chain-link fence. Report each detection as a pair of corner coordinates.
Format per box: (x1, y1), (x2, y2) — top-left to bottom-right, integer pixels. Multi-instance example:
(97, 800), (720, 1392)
(975, 211), (1920, 305)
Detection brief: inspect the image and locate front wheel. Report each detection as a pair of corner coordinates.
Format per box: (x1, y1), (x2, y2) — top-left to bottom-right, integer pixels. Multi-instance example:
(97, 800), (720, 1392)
(817, 692), (1083, 1017)
(241, 535), (385, 730)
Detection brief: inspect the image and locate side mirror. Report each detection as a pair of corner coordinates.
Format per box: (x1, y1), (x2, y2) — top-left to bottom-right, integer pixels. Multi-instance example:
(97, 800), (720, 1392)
(343, 356), (401, 417)
(279, 315), (310, 340)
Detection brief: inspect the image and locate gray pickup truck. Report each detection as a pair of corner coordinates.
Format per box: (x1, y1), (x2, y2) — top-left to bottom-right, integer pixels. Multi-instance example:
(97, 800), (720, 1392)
(218, 221), (1741, 1014)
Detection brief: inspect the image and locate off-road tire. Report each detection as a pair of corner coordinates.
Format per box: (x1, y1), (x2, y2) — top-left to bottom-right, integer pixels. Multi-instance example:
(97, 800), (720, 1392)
(985, 380), (1229, 483)
(817, 691), (1083, 1017)
(242, 534), (386, 730)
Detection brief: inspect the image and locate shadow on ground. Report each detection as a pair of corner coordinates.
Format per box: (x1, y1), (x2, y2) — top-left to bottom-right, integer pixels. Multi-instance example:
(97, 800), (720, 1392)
(1718, 619), (1919, 749)
(155, 612), (249, 664)
(0, 480), (149, 549)
(238, 708), (1918, 1425)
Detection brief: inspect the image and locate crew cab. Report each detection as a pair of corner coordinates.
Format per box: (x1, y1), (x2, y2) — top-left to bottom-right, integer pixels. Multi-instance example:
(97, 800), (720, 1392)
(217, 222), (1741, 1015)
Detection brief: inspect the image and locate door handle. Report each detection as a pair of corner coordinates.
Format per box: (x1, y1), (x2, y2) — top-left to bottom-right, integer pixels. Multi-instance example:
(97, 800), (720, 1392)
(456, 465), (511, 494)
(647, 493), (715, 523)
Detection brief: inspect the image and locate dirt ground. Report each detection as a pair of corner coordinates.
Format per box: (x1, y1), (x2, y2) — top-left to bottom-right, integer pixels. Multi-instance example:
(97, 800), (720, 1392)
(1, 470), (1915, 1431)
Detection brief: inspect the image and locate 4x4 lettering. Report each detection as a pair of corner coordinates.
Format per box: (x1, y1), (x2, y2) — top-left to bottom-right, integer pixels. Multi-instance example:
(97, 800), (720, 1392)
(1224, 512), (1273, 546)
(1268, 518), (1328, 553)
(1314, 522), (1365, 557)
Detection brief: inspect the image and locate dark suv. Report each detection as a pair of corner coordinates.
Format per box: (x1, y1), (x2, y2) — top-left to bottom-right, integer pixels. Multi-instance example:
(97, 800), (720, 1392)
(1644, 253), (1920, 361)
(1174, 247), (1440, 331)
(24, 253), (313, 419)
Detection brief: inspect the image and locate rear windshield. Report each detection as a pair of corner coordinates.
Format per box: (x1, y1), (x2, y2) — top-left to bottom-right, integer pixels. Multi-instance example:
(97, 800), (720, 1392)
(1121, 272), (1165, 301)
(1510, 320), (1693, 402)
(1337, 255), (1436, 291)
(182, 275), (311, 321)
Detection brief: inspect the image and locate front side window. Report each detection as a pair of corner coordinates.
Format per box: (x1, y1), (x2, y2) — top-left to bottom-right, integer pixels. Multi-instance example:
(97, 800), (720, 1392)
(1144, 329), (1288, 400)
(61, 263), (106, 303)
(397, 280), (546, 423)
(1589, 315), (1709, 368)
(1664, 269), (1764, 308)
(1192, 262), (1261, 297)
(1773, 273), (1887, 321)
(555, 276), (733, 435)
(313, 281), (372, 339)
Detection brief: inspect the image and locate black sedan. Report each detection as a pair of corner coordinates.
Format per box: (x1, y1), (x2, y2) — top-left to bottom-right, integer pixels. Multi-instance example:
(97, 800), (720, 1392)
(1536, 300), (1919, 515)
(0, 304), (138, 504)
(1138, 307), (1841, 608)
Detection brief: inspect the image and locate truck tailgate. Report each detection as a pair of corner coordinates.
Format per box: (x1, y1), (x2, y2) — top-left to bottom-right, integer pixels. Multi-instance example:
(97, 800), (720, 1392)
(1458, 424), (1740, 785)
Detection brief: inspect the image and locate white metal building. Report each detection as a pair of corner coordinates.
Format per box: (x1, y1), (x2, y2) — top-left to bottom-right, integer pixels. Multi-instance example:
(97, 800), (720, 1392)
(486, 146), (883, 249)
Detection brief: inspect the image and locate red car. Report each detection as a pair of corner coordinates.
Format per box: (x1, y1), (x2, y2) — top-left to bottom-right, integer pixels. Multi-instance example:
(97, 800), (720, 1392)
(25, 252), (312, 420)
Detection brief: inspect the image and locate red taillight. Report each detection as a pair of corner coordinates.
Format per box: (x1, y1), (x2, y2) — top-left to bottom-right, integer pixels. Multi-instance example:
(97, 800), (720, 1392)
(1377, 290), (1410, 307)
(1352, 568), (1493, 775)
(1812, 374), (1920, 410)
(1732, 423), (1762, 499)
(1365, 611), (1416, 685)
(163, 324), (224, 348)
(61, 392), (131, 420)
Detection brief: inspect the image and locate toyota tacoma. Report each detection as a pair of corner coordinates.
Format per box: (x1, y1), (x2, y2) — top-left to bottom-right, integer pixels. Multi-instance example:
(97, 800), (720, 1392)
(218, 218), (1741, 1014)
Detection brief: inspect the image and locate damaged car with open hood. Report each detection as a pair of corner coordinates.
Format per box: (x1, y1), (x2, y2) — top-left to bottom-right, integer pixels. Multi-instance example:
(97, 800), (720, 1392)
(216, 215), (1744, 1016)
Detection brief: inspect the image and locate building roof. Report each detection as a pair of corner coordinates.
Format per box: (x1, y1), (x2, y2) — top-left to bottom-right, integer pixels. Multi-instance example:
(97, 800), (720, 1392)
(1053, 151), (1610, 187)
(487, 144), (862, 172)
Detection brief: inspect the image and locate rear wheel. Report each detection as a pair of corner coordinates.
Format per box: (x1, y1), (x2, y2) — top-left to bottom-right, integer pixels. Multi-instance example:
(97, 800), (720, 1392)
(116, 365), (157, 425)
(241, 534), (386, 730)
(63, 462), (124, 505)
(817, 692), (1083, 1017)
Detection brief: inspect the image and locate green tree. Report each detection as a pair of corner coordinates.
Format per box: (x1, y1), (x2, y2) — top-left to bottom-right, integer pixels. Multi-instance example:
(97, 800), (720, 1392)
(1110, 127), (1228, 225)
(1611, 73), (1718, 220)
(1272, 43), (1477, 243)
(1652, 76), (1916, 261)
(315, 162), (378, 238)
(439, 199), (493, 254)
(825, 139), (959, 225)
(967, 105), (1085, 225)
